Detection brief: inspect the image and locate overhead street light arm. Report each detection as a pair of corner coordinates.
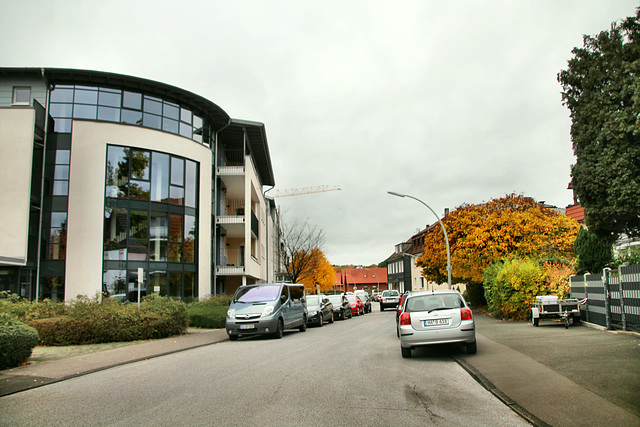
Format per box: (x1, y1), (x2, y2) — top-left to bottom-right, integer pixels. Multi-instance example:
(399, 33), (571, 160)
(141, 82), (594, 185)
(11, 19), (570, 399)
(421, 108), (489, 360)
(387, 191), (452, 290)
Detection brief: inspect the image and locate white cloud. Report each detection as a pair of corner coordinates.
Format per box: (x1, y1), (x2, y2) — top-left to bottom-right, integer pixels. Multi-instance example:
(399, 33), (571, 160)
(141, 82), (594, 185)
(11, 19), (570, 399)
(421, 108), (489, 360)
(2, 0), (637, 264)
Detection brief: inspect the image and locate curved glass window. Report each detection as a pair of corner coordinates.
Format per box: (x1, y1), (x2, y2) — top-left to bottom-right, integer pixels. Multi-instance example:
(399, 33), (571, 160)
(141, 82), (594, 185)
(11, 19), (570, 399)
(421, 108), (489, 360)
(49, 85), (210, 146)
(103, 145), (199, 300)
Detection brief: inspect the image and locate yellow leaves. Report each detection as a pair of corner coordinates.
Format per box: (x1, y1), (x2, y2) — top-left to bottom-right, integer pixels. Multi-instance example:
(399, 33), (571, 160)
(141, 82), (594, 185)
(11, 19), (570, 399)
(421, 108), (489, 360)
(419, 194), (581, 285)
(297, 249), (336, 293)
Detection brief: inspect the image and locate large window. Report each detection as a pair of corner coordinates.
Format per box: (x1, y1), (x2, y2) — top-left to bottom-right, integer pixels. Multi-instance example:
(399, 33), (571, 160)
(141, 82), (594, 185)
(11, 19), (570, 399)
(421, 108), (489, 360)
(49, 85), (208, 146)
(103, 145), (199, 300)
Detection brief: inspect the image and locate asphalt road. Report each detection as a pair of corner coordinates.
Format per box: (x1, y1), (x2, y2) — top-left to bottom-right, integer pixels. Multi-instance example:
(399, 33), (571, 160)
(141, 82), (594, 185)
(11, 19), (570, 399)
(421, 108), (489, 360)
(0, 310), (529, 426)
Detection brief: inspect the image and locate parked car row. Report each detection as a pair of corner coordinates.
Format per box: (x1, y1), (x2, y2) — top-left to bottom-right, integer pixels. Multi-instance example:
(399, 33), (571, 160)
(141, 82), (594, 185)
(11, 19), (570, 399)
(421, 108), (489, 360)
(225, 283), (374, 340)
(391, 289), (477, 358)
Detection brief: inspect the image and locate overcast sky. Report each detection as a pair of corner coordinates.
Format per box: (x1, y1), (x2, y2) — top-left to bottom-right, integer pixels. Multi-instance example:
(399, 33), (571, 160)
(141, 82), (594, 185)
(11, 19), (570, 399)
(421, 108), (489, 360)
(2, 1), (637, 265)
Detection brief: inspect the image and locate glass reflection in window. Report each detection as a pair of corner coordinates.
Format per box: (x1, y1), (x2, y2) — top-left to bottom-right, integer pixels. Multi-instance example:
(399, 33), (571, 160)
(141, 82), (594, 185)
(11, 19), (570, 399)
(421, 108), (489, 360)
(131, 149), (150, 180)
(123, 91), (142, 110)
(130, 210), (148, 239)
(171, 157), (184, 185)
(151, 152), (169, 202)
(184, 214), (196, 263)
(106, 146), (127, 198)
(185, 160), (197, 208)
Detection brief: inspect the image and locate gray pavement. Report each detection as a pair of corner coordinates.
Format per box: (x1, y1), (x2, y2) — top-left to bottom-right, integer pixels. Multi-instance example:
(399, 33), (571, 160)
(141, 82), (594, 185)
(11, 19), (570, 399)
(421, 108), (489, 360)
(1, 312), (639, 427)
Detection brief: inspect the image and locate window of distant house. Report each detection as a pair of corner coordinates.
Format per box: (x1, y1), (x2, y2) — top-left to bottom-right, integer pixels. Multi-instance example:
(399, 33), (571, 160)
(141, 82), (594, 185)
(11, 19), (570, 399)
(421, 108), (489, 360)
(12, 87), (31, 105)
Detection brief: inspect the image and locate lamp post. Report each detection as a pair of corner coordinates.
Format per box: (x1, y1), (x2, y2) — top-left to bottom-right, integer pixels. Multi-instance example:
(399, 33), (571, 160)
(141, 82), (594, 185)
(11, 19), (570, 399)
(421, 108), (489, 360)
(387, 191), (452, 290)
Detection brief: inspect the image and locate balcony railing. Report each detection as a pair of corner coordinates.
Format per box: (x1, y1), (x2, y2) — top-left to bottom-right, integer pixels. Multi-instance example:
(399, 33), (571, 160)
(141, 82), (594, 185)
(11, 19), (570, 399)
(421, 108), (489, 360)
(216, 247), (245, 275)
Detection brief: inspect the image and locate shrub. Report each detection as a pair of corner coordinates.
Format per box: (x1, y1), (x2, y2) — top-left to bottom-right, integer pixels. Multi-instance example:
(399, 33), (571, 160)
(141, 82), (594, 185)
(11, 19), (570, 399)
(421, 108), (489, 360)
(483, 258), (546, 320)
(185, 295), (231, 328)
(186, 305), (227, 329)
(574, 228), (613, 274)
(613, 245), (640, 268)
(0, 313), (40, 369)
(140, 294), (188, 336)
(29, 316), (94, 346)
(26, 294), (189, 346)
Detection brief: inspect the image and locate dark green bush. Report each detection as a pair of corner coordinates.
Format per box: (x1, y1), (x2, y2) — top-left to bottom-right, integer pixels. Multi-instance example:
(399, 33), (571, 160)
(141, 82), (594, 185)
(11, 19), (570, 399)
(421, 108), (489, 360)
(186, 305), (227, 329)
(29, 316), (94, 346)
(0, 313), (40, 369)
(25, 294), (188, 346)
(185, 295), (230, 328)
(575, 228), (613, 274)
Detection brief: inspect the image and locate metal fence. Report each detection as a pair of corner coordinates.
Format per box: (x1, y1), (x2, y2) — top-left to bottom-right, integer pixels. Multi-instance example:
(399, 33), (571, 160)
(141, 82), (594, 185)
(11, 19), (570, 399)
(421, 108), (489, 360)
(570, 264), (640, 333)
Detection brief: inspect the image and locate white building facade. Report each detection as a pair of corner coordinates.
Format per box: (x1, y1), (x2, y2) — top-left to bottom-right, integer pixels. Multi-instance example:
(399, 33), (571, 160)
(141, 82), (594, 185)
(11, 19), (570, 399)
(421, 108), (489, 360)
(0, 68), (280, 301)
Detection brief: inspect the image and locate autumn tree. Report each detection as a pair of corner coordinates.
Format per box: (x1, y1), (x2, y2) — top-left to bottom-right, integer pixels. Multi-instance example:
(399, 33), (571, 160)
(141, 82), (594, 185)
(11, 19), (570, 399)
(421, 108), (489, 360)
(558, 9), (640, 241)
(416, 194), (581, 304)
(280, 217), (326, 284)
(297, 248), (336, 293)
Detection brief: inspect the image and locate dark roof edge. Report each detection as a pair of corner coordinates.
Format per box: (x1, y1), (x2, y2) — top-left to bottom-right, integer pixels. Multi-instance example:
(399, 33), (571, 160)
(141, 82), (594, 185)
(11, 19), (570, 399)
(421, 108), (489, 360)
(1, 67), (231, 129)
(229, 118), (275, 187)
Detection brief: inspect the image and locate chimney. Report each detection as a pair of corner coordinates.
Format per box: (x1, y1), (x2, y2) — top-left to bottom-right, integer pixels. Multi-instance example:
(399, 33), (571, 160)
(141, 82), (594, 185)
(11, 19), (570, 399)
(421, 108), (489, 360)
(444, 208), (450, 216)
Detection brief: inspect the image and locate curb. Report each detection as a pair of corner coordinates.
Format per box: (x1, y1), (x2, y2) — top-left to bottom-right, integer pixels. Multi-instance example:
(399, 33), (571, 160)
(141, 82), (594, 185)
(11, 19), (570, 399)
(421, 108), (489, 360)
(452, 354), (551, 427)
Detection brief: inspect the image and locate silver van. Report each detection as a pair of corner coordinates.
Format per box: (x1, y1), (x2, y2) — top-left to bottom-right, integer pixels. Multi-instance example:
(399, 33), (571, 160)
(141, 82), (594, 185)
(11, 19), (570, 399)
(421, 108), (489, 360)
(226, 283), (308, 340)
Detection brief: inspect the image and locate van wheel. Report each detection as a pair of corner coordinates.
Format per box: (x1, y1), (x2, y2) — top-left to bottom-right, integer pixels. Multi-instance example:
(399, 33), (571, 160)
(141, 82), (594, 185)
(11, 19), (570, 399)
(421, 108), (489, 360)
(273, 319), (283, 339)
(299, 316), (307, 332)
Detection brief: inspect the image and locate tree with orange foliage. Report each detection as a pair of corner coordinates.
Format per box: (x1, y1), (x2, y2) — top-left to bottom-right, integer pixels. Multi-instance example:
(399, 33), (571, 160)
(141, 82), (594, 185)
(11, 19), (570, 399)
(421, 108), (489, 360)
(297, 249), (336, 294)
(416, 194), (580, 303)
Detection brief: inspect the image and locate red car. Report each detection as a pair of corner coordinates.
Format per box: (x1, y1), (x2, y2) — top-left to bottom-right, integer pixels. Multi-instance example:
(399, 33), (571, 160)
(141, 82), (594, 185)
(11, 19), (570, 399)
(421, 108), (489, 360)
(346, 294), (364, 316)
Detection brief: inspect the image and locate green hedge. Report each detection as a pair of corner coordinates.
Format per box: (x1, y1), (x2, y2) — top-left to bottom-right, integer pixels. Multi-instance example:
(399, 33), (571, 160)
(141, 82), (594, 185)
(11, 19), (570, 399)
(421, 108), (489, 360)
(0, 313), (40, 370)
(186, 296), (230, 329)
(0, 293), (188, 346)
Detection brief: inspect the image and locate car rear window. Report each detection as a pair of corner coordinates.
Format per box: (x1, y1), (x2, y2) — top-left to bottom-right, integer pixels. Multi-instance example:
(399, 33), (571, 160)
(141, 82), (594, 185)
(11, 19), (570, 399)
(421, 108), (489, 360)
(383, 291), (399, 297)
(407, 294), (464, 312)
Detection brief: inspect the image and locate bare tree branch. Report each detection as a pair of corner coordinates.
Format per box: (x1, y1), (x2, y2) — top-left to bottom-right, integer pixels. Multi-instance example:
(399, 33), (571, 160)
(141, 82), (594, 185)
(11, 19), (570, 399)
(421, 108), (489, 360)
(280, 217), (326, 283)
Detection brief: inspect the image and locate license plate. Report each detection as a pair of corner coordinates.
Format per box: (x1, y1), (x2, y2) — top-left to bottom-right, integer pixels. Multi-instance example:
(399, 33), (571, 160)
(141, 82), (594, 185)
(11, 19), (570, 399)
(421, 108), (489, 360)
(239, 324), (255, 330)
(425, 318), (449, 326)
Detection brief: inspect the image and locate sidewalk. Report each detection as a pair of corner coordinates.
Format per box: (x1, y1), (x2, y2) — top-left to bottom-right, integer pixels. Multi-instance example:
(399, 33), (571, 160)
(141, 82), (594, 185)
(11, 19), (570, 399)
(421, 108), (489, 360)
(454, 312), (640, 427)
(0, 328), (229, 397)
(2, 314), (639, 426)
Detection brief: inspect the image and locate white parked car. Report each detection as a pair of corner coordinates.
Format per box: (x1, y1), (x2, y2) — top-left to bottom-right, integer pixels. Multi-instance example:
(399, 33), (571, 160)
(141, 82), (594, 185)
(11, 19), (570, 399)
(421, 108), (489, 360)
(397, 290), (477, 357)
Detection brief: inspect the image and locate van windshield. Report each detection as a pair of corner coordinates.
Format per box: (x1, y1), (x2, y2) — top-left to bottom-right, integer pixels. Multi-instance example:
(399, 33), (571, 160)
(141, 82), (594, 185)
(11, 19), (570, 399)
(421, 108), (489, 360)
(234, 285), (280, 303)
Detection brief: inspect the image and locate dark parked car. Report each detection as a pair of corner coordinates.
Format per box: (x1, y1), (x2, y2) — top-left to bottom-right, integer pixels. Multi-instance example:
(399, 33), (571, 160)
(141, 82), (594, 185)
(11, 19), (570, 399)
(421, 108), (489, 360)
(327, 294), (352, 320)
(305, 295), (334, 327)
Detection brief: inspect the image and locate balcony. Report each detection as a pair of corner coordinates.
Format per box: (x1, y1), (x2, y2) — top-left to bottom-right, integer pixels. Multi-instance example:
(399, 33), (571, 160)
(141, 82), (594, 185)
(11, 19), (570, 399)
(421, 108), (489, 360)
(217, 247), (244, 275)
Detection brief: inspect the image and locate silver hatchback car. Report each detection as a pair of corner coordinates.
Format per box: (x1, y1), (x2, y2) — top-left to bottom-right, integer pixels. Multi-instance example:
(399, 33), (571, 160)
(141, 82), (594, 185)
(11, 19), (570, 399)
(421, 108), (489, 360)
(398, 290), (477, 358)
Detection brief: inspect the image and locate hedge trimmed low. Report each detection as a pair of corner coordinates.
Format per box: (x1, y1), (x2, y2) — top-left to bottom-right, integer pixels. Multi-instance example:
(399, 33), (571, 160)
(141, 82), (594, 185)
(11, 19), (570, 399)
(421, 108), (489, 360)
(0, 314), (40, 370)
(25, 295), (188, 346)
(186, 305), (227, 329)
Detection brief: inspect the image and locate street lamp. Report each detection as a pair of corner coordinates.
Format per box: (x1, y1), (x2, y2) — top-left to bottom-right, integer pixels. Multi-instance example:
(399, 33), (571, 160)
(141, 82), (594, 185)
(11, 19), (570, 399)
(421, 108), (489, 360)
(387, 191), (452, 290)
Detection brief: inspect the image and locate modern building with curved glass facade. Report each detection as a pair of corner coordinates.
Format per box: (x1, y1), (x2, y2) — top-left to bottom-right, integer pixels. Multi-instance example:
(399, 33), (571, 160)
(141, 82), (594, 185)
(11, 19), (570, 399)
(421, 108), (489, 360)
(0, 68), (280, 301)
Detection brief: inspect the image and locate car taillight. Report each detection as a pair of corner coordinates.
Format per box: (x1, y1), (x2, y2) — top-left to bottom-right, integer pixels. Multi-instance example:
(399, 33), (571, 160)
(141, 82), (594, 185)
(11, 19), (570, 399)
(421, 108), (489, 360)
(400, 312), (411, 325)
(461, 307), (473, 320)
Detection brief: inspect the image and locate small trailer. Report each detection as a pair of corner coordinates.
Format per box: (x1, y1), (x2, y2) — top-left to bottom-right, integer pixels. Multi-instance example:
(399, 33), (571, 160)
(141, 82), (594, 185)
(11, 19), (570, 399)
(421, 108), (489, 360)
(531, 296), (581, 329)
